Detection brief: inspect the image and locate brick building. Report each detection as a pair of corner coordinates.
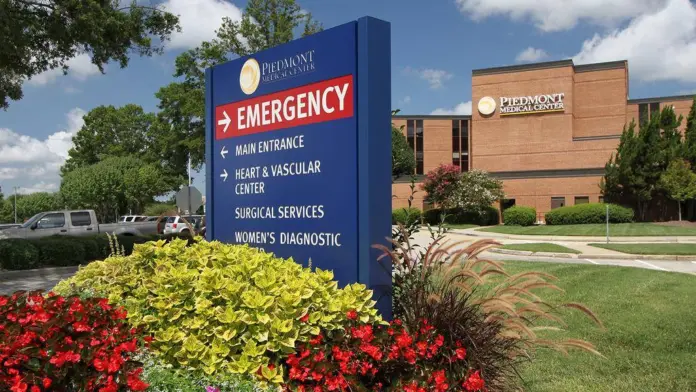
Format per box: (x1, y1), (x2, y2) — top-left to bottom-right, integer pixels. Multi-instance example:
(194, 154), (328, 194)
(392, 59), (694, 221)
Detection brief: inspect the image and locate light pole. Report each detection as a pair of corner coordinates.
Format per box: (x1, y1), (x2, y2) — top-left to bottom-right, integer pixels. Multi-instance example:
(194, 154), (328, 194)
(13, 186), (18, 224)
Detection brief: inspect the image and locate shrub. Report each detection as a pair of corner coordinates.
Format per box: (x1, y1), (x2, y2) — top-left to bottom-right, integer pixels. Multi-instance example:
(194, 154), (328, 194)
(503, 206), (536, 226)
(376, 239), (603, 391)
(0, 291), (148, 391)
(53, 239), (381, 382)
(30, 236), (86, 266)
(544, 203), (634, 225)
(71, 236), (102, 261)
(421, 164), (461, 207)
(423, 206), (499, 226)
(392, 207), (422, 225)
(0, 239), (39, 270)
(285, 314), (487, 391)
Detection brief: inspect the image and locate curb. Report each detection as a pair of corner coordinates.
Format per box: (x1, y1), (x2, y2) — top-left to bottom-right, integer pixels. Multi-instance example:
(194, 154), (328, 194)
(456, 229), (696, 243)
(0, 266), (80, 282)
(489, 248), (696, 262)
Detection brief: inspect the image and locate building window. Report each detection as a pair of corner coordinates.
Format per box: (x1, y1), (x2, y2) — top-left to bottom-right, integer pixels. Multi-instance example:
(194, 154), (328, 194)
(407, 120), (415, 151)
(639, 104), (649, 125)
(599, 196), (604, 203)
(451, 120), (469, 172)
(575, 196), (590, 205)
(415, 119), (424, 174)
(649, 102), (660, 116)
(70, 212), (92, 227)
(639, 102), (661, 125)
(551, 197), (565, 210)
(502, 199), (516, 211)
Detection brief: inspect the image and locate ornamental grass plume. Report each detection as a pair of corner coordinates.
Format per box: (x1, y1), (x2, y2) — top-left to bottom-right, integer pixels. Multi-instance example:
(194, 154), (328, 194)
(374, 231), (604, 391)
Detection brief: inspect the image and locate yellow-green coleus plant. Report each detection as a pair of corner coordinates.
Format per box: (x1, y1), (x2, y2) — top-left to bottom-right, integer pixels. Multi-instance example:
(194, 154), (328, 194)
(54, 239), (381, 382)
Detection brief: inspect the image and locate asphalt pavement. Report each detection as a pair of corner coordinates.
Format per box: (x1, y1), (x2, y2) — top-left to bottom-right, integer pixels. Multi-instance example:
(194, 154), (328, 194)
(0, 268), (77, 295)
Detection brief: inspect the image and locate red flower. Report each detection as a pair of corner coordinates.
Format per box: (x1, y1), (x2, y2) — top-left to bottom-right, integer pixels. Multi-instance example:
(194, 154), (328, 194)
(403, 347), (417, 364)
(395, 330), (412, 348)
(300, 313), (310, 323)
(127, 369), (149, 391)
(73, 322), (91, 332)
(42, 378), (52, 389)
(463, 370), (485, 391)
(0, 296), (8, 307)
(143, 336), (153, 343)
(309, 334), (323, 346)
(416, 340), (428, 356)
(351, 325), (374, 342)
(359, 343), (383, 361)
(97, 298), (112, 311)
(431, 370), (449, 392)
(30, 387), (40, 392)
(346, 310), (358, 320)
(456, 347), (467, 360)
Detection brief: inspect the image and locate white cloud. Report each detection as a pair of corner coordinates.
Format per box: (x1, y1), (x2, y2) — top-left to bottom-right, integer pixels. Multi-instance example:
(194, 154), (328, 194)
(516, 47), (549, 63)
(431, 101), (472, 116)
(455, 0), (668, 32)
(64, 86), (80, 94)
(27, 54), (101, 86)
(399, 95), (412, 105)
(573, 0), (696, 83)
(677, 89), (696, 95)
(404, 67), (453, 89)
(161, 0), (244, 49)
(19, 182), (59, 194)
(0, 108), (85, 189)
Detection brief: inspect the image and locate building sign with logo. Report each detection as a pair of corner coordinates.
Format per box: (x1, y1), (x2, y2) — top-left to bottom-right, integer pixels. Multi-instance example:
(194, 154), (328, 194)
(478, 93), (566, 116)
(205, 18), (392, 318)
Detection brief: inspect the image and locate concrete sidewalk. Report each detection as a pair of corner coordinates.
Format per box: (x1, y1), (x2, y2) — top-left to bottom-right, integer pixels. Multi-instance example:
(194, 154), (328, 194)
(413, 229), (696, 262)
(452, 227), (696, 243)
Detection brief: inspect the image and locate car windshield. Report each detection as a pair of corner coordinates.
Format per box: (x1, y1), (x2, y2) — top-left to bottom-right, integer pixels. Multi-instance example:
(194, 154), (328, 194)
(21, 213), (43, 228)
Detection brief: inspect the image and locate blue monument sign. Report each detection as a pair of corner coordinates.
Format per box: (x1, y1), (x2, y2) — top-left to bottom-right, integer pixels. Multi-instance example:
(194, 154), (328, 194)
(205, 17), (392, 317)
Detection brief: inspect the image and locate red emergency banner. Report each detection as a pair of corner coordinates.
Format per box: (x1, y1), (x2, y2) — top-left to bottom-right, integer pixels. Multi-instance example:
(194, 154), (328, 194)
(215, 75), (354, 140)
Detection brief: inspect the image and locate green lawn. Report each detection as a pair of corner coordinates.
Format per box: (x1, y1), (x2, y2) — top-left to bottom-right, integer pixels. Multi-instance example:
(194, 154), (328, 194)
(589, 243), (696, 255)
(500, 243), (581, 254)
(500, 261), (696, 392)
(478, 223), (696, 236)
(444, 224), (479, 230)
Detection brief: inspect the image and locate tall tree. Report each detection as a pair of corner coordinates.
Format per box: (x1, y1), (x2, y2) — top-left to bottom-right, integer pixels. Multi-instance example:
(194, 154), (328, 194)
(684, 97), (696, 167)
(60, 156), (170, 222)
(155, 0), (322, 171)
(659, 159), (696, 221)
(61, 104), (183, 189)
(0, 192), (63, 223)
(391, 110), (416, 177)
(0, 0), (179, 109)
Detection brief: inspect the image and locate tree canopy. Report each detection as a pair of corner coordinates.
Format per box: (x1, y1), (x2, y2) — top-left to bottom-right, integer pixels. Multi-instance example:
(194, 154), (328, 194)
(659, 159), (696, 221)
(601, 103), (696, 221)
(0, 192), (63, 223)
(1, 0), (179, 109)
(391, 111), (416, 177)
(60, 156), (170, 222)
(61, 104), (185, 188)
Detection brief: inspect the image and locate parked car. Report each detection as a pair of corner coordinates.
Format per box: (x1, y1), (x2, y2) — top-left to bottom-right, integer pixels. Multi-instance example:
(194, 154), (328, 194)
(0, 210), (159, 240)
(145, 216), (170, 234)
(163, 215), (203, 235)
(0, 223), (21, 231)
(120, 215), (148, 223)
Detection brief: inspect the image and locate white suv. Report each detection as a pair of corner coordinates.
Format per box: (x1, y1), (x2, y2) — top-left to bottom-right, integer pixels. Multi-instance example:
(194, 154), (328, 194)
(163, 215), (203, 235)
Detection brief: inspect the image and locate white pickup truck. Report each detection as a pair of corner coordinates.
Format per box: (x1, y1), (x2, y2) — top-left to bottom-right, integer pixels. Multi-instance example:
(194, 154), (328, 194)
(0, 210), (159, 240)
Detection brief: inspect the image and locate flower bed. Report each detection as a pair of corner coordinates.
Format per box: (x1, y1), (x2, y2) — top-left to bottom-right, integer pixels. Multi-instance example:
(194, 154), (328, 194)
(0, 292), (148, 392)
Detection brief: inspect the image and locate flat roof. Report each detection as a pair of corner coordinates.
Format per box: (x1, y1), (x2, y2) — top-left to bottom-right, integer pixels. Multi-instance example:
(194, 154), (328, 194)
(472, 59), (627, 76)
(392, 114), (471, 119)
(627, 94), (695, 104)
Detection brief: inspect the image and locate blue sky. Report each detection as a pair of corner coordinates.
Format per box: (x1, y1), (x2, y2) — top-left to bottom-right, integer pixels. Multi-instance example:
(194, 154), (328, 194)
(1, 0), (696, 196)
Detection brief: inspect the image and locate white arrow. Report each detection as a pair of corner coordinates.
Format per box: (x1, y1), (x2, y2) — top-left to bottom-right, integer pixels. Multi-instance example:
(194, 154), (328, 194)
(217, 110), (231, 133)
(220, 169), (228, 182)
(220, 146), (228, 159)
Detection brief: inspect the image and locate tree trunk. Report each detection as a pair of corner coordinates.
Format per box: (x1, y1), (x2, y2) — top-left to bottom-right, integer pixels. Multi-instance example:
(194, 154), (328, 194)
(678, 201), (682, 221)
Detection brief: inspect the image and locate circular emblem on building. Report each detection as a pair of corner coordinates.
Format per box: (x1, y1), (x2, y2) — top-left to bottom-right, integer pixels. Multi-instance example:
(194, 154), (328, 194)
(239, 58), (260, 95)
(477, 96), (496, 115)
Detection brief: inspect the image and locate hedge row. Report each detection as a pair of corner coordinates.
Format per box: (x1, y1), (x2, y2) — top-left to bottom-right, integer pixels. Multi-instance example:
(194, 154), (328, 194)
(423, 206), (500, 226)
(0, 234), (195, 271)
(503, 206), (537, 226)
(392, 208), (423, 226)
(544, 203), (634, 225)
